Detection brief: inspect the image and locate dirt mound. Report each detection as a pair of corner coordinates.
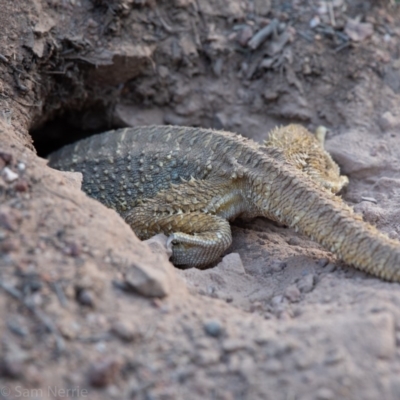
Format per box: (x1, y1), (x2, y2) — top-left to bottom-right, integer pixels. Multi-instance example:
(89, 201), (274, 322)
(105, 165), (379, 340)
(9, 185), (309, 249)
(2, 0), (400, 399)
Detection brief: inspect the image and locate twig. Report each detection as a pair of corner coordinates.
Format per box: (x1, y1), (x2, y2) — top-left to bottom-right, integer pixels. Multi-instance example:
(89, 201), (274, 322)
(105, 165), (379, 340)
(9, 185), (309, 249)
(154, 7), (186, 33)
(297, 31), (313, 42)
(327, 0), (336, 27)
(248, 19), (279, 50)
(334, 41), (350, 53)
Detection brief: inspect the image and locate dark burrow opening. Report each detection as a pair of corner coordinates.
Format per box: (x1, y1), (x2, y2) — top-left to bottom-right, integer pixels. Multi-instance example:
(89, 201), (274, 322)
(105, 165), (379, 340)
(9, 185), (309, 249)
(30, 105), (122, 157)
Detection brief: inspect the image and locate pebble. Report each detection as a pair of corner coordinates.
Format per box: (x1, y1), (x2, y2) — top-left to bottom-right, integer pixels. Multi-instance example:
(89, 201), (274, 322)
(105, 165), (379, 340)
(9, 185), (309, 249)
(284, 284), (301, 303)
(297, 274), (315, 293)
(345, 19), (373, 42)
(316, 388), (334, 400)
(88, 358), (121, 387)
(0, 238), (19, 252)
(309, 15), (320, 29)
(216, 253), (245, 274)
(271, 295), (284, 306)
(64, 241), (82, 257)
(195, 349), (221, 366)
(204, 320), (223, 338)
(144, 234), (172, 259)
(124, 261), (171, 298)
(58, 320), (80, 340)
(235, 25), (253, 46)
(111, 321), (137, 342)
(77, 289), (95, 307)
(14, 179), (29, 192)
(287, 237), (301, 246)
(271, 261), (286, 272)
(379, 111), (400, 131)
(0, 357), (24, 379)
(2, 167), (18, 182)
(0, 151), (12, 165)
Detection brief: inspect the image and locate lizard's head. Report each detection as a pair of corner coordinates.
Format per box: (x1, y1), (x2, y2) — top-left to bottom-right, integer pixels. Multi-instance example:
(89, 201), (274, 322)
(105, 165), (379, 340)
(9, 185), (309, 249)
(265, 124), (348, 194)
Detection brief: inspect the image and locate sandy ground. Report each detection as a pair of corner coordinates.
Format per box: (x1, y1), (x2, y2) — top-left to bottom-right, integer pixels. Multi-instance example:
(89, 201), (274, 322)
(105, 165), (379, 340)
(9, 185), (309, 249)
(2, 0), (400, 399)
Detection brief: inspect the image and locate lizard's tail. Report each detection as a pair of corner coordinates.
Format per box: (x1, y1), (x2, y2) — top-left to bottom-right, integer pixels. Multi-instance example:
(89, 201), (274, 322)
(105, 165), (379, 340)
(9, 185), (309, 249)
(265, 170), (400, 281)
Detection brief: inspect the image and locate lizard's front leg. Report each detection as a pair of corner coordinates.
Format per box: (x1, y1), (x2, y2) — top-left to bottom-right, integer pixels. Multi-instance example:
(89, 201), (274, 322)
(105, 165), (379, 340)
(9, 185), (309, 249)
(124, 180), (237, 268)
(166, 212), (232, 267)
(126, 210), (232, 268)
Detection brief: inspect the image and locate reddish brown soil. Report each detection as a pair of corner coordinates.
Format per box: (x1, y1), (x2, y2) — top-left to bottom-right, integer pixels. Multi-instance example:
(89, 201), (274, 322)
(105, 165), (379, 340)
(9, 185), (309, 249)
(2, 1), (400, 399)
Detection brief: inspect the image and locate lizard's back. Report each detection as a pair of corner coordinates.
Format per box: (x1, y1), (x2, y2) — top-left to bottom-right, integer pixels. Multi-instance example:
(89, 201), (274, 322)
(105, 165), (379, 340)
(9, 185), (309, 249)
(48, 125), (255, 215)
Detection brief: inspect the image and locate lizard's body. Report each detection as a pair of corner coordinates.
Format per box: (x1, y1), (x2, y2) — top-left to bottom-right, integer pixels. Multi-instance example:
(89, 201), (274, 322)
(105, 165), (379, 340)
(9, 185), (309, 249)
(48, 125), (400, 281)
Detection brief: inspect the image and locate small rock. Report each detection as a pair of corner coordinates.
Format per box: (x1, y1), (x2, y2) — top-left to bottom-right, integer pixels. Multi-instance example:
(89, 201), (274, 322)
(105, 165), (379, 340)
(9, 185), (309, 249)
(0, 238), (19, 252)
(253, 0), (271, 16)
(87, 18), (98, 28)
(284, 285), (301, 303)
(379, 111), (400, 131)
(271, 261), (286, 272)
(64, 241), (82, 257)
(204, 320), (223, 338)
(216, 253), (245, 274)
(77, 289), (95, 307)
(195, 349), (221, 366)
(124, 261), (171, 298)
(14, 179), (29, 192)
(25, 365), (43, 386)
(271, 295), (284, 306)
(0, 152), (13, 166)
(214, 112), (228, 129)
(309, 15), (320, 29)
(263, 90), (279, 102)
(236, 25), (253, 46)
(88, 358), (121, 387)
(297, 274), (315, 293)
(17, 162), (25, 171)
(316, 387), (335, 400)
(0, 357), (24, 379)
(287, 237), (301, 246)
(58, 170), (83, 190)
(58, 319), (80, 340)
(345, 19), (373, 42)
(2, 167), (18, 182)
(144, 234), (172, 259)
(158, 65), (169, 79)
(110, 321), (137, 342)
